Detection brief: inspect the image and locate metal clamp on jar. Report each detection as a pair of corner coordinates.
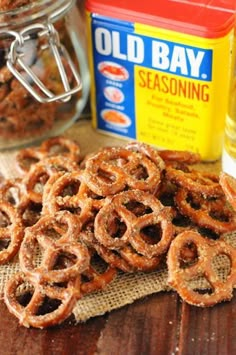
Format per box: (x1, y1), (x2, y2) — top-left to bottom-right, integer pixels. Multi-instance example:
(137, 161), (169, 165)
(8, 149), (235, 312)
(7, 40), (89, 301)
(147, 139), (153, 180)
(0, 0), (90, 149)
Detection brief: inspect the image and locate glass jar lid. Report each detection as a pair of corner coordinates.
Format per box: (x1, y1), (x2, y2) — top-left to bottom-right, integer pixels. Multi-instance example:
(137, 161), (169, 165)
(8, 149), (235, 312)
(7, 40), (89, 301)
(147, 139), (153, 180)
(0, 0), (83, 104)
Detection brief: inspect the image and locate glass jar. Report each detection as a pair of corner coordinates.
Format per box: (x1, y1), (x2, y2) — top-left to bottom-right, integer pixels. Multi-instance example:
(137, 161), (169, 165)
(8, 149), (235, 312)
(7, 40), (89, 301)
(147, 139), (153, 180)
(0, 0), (90, 149)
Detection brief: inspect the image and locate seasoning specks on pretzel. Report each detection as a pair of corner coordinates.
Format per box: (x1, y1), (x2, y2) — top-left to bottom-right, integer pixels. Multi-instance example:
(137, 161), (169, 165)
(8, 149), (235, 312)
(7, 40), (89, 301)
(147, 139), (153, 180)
(167, 230), (236, 307)
(19, 211), (90, 283)
(165, 163), (223, 197)
(83, 146), (164, 196)
(1, 135), (236, 328)
(219, 172), (236, 212)
(94, 189), (174, 257)
(16, 136), (81, 174)
(0, 201), (24, 264)
(4, 273), (81, 329)
(174, 187), (236, 234)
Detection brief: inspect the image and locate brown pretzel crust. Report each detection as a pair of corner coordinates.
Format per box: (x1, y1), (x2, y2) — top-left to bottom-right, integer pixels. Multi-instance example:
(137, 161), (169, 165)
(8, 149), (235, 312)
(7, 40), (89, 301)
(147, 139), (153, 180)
(167, 230), (236, 307)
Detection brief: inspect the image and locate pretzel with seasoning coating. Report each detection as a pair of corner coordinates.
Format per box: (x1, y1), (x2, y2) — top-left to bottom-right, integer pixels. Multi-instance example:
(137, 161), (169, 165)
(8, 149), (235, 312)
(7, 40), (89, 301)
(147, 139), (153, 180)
(16, 136), (81, 174)
(16, 147), (45, 174)
(165, 164), (223, 198)
(158, 149), (201, 164)
(83, 146), (163, 196)
(0, 201), (24, 264)
(219, 172), (236, 211)
(167, 230), (236, 307)
(23, 156), (79, 203)
(0, 65), (13, 83)
(0, 178), (23, 206)
(17, 196), (43, 227)
(119, 245), (163, 272)
(19, 211), (90, 283)
(4, 272), (80, 329)
(0, 0), (31, 11)
(125, 141), (165, 170)
(78, 216), (135, 273)
(42, 171), (105, 224)
(81, 228), (162, 273)
(80, 255), (117, 295)
(174, 187), (236, 234)
(40, 136), (81, 163)
(94, 242), (135, 273)
(94, 189), (174, 257)
(94, 239), (163, 273)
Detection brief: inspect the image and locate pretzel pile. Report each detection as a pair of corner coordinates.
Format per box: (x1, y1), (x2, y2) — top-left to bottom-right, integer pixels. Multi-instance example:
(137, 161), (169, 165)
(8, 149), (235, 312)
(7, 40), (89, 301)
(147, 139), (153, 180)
(1, 136), (236, 328)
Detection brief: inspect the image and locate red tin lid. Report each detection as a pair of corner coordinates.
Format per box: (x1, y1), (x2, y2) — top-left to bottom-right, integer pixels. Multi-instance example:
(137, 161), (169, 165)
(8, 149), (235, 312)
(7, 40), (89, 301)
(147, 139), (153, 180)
(86, 0), (236, 38)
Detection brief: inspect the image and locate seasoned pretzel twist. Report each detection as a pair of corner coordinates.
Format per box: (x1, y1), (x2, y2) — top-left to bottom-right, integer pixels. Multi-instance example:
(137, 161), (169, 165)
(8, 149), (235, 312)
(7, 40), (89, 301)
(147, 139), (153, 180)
(40, 136), (81, 162)
(4, 272), (81, 329)
(167, 230), (236, 307)
(165, 164), (223, 197)
(0, 201), (24, 263)
(83, 146), (163, 196)
(42, 171), (105, 225)
(94, 189), (174, 258)
(19, 211), (90, 283)
(219, 172), (236, 212)
(23, 156), (79, 203)
(16, 137), (81, 174)
(16, 148), (45, 174)
(174, 187), (236, 234)
(0, 178), (23, 206)
(125, 141), (165, 170)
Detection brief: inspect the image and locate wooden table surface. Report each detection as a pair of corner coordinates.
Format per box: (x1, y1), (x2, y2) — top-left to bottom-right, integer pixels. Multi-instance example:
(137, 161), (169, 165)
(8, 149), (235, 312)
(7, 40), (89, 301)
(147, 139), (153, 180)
(0, 289), (235, 355)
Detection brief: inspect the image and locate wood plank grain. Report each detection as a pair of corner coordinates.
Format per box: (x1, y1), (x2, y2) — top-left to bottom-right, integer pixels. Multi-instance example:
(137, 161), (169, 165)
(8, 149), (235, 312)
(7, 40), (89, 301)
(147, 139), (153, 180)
(178, 290), (236, 355)
(96, 291), (181, 355)
(0, 301), (107, 355)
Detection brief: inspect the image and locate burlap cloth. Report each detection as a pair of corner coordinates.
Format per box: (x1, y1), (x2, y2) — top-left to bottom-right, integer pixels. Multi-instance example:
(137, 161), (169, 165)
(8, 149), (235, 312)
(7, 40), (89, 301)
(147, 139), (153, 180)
(0, 119), (235, 323)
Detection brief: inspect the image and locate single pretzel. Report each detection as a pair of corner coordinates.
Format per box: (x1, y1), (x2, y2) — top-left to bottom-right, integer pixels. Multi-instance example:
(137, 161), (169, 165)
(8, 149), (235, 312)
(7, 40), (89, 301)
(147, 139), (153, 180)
(0, 201), (24, 264)
(19, 211), (90, 283)
(94, 189), (174, 257)
(4, 272), (80, 329)
(0, 178), (23, 206)
(83, 146), (162, 196)
(42, 171), (105, 225)
(167, 230), (236, 307)
(16, 147), (45, 174)
(175, 187), (236, 234)
(219, 172), (236, 212)
(40, 136), (81, 162)
(125, 141), (165, 171)
(23, 156), (79, 203)
(158, 149), (201, 164)
(165, 164), (223, 198)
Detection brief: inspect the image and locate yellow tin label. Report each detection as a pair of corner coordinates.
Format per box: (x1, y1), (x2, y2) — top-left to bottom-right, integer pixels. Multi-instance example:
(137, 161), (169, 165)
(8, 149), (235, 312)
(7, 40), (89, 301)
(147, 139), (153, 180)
(87, 13), (234, 160)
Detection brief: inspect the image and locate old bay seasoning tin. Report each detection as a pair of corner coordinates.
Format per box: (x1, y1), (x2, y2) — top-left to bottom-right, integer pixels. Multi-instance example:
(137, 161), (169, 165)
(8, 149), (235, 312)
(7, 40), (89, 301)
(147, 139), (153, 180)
(86, 0), (236, 161)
